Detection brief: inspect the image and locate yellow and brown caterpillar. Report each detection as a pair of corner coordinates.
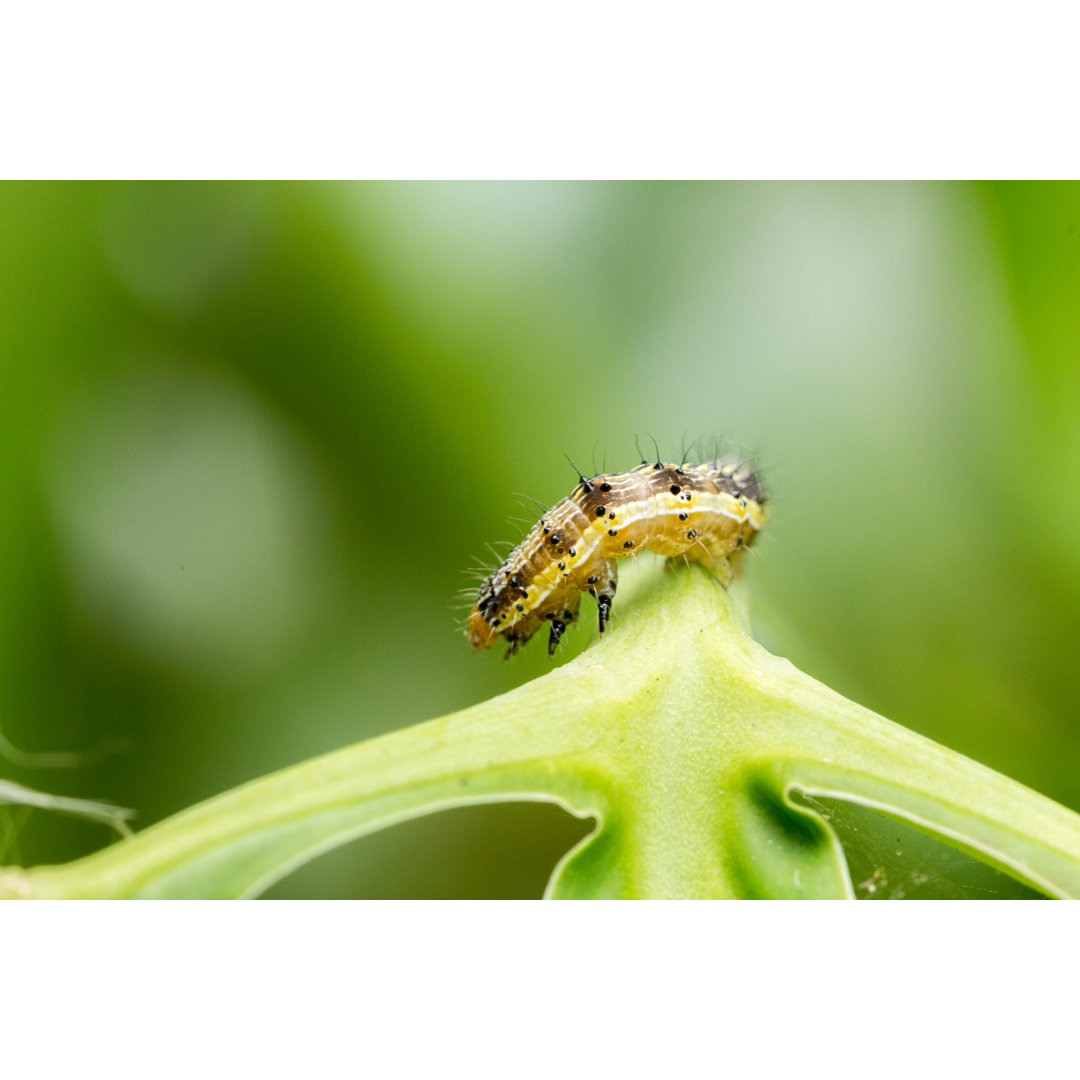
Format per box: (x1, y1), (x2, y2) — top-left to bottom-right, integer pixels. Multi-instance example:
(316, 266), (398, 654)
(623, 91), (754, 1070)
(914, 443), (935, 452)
(467, 456), (767, 657)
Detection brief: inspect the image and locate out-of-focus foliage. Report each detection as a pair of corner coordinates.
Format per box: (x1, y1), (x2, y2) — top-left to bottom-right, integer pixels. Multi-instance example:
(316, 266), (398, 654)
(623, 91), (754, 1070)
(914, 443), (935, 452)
(1, 182), (1078, 898)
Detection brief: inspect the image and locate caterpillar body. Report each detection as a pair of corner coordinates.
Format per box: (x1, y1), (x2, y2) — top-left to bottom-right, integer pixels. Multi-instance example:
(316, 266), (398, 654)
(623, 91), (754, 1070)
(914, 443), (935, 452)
(467, 456), (767, 658)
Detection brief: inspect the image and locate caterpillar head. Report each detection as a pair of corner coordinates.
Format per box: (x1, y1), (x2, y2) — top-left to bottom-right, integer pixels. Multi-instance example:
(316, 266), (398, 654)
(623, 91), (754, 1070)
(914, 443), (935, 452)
(467, 566), (516, 651)
(467, 602), (501, 650)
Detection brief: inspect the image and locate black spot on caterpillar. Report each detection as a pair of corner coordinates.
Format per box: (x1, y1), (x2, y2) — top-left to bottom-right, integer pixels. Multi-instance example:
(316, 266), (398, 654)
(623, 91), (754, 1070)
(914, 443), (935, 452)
(467, 456), (767, 658)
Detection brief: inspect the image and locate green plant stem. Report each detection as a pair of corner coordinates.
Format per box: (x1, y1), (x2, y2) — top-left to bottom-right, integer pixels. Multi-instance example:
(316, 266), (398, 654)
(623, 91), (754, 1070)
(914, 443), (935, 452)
(4, 559), (1080, 899)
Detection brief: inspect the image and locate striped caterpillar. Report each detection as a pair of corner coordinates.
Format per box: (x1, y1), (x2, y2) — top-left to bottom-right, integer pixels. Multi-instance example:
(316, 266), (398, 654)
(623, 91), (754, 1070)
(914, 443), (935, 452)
(467, 456), (767, 657)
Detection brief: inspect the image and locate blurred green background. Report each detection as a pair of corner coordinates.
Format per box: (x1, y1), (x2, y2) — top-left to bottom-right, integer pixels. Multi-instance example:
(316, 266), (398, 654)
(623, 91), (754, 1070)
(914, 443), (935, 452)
(1, 181), (1078, 898)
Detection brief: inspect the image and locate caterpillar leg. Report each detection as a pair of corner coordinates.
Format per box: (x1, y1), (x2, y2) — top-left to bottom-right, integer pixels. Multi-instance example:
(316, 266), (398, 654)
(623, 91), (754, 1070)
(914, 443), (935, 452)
(585, 558), (618, 636)
(546, 591), (582, 657)
(679, 543), (737, 588)
(504, 630), (532, 660)
(710, 554), (735, 588)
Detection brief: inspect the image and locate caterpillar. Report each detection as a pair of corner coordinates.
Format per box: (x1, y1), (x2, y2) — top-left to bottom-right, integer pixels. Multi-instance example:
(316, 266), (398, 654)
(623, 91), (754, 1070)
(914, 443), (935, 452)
(467, 455), (767, 657)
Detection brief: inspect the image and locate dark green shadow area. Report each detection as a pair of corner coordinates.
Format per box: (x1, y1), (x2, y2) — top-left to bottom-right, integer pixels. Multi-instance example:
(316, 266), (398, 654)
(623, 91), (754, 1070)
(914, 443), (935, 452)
(797, 794), (1048, 900)
(261, 800), (592, 900)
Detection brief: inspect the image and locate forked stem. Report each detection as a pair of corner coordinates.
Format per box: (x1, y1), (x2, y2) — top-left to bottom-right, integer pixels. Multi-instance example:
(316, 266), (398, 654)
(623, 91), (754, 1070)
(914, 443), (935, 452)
(4, 560), (1080, 899)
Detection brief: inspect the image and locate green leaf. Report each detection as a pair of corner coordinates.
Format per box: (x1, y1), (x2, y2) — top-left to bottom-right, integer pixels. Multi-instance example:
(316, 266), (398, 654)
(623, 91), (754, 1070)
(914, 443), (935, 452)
(4, 559), (1080, 899)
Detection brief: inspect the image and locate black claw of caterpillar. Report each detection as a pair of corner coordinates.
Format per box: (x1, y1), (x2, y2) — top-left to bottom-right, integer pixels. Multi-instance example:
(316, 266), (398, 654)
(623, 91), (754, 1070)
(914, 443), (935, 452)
(597, 595), (613, 635)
